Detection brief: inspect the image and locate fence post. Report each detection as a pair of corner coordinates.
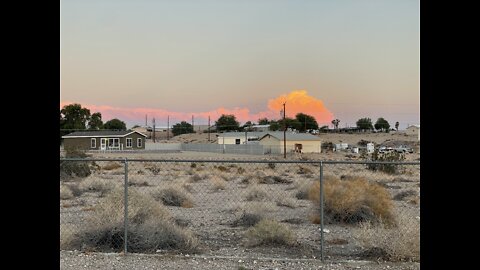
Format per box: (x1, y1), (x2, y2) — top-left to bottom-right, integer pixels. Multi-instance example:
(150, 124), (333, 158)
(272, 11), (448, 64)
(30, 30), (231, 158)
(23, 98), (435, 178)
(124, 158), (129, 255)
(320, 161), (325, 262)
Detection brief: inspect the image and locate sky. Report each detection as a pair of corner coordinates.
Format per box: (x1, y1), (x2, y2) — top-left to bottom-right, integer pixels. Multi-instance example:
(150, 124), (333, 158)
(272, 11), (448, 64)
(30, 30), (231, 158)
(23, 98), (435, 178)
(60, 0), (419, 129)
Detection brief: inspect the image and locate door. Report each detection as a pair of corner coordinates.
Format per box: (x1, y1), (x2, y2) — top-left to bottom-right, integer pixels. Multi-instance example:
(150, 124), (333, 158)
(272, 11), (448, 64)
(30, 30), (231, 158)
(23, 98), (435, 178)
(100, 138), (107, 150)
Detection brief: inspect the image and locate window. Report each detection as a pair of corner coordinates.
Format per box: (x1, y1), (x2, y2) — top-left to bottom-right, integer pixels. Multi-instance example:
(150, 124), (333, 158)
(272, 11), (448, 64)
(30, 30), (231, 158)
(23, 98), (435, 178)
(126, 138), (132, 148)
(91, 138), (96, 148)
(107, 138), (119, 148)
(235, 139), (240, 144)
(137, 138), (142, 147)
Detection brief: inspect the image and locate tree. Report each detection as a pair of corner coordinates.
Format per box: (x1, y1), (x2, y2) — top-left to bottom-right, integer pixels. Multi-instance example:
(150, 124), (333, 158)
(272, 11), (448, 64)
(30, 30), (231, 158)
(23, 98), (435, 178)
(356, 118), (374, 131)
(103, 118), (127, 130)
(269, 120), (281, 131)
(258, 118), (270, 125)
(60, 103), (91, 131)
(171, 121), (194, 136)
(88, 112), (103, 130)
(295, 113), (319, 132)
(241, 121), (254, 131)
(331, 119), (340, 130)
(132, 125), (141, 129)
(215, 114), (240, 131)
(284, 117), (302, 131)
(374, 117), (390, 132)
(395, 121), (399, 131)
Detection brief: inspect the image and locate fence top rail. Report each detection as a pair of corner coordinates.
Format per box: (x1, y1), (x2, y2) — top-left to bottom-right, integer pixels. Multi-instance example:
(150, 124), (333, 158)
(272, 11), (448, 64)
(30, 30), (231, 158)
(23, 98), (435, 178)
(59, 158), (420, 165)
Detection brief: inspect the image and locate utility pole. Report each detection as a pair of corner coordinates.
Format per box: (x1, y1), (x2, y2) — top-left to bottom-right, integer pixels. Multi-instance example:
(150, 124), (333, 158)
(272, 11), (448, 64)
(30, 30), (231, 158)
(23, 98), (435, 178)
(304, 116), (307, 132)
(152, 118), (156, 143)
(208, 116), (210, 142)
(192, 115), (194, 134)
(167, 115), (170, 140)
(283, 102), (286, 159)
(145, 114), (147, 127)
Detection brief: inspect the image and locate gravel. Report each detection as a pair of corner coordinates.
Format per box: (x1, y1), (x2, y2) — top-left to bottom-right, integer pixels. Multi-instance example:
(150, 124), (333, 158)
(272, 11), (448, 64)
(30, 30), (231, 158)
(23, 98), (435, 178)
(60, 251), (420, 270)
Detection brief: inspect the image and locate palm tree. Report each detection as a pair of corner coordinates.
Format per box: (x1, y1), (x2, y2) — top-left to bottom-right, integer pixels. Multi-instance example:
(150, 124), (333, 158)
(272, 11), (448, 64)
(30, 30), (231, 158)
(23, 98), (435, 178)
(395, 121), (399, 131)
(331, 119), (340, 130)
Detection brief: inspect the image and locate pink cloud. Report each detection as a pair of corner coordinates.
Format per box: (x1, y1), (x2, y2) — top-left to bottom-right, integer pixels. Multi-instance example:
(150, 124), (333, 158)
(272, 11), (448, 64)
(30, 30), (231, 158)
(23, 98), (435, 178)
(60, 90), (334, 126)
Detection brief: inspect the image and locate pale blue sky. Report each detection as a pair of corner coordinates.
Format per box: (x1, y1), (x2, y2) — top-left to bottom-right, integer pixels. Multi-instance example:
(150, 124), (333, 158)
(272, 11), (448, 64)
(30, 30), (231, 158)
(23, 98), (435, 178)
(61, 0), (419, 128)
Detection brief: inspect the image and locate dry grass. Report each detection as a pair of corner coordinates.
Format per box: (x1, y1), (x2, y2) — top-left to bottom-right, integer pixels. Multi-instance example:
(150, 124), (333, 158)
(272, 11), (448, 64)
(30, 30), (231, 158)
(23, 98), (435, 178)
(245, 185), (269, 201)
(354, 211), (420, 262)
(258, 175), (292, 184)
(246, 219), (296, 247)
(210, 178), (227, 191)
(308, 177), (394, 225)
(102, 162), (123, 171)
(393, 190), (417, 201)
(152, 186), (194, 208)
(190, 173), (207, 182)
(79, 177), (115, 196)
(128, 177), (150, 187)
(295, 179), (314, 200)
(61, 188), (199, 253)
(60, 184), (73, 200)
(276, 196), (297, 208)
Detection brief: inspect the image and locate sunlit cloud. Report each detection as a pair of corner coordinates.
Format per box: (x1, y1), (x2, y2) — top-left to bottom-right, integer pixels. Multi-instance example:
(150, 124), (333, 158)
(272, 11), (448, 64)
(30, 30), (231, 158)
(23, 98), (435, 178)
(60, 90), (334, 126)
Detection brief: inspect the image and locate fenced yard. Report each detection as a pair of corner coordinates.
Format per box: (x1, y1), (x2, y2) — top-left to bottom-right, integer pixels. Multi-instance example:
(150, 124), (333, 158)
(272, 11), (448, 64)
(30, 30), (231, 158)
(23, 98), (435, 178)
(60, 158), (420, 263)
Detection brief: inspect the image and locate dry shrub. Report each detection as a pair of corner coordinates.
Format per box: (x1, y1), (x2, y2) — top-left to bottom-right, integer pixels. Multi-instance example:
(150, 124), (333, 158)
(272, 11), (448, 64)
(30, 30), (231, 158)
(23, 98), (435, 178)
(80, 177), (115, 196)
(231, 212), (264, 227)
(239, 175), (253, 185)
(190, 173), (206, 182)
(60, 184), (73, 200)
(258, 175), (292, 185)
(297, 166), (313, 175)
(67, 183), (83, 197)
(128, 177), (150, 187)
(102, 162), (123, 171)
(276, 197), (297, 208)
(354, 211), (420, 262)
(237, 167), (246, 174)
(267, 163), (276, 169)
(216, 165), (230, 172)
(61, 188), (199, 253)
(210, 178), (227, 191)
(245, 186), (269, 201)
(246, 219), (296, 247)
(309, 177), (394, 225)
(327, 238), (349, 245)
(145, 165), (161, 175)
(60, 160), (91, 180)
(152, 186), (194, 208)
(295, 179), (313, 200)
(393, 190), (417, 201)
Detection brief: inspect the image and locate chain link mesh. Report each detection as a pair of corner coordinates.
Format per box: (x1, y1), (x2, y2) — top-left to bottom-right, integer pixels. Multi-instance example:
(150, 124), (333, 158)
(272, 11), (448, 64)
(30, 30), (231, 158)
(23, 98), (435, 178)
(60, 159), (419, 262)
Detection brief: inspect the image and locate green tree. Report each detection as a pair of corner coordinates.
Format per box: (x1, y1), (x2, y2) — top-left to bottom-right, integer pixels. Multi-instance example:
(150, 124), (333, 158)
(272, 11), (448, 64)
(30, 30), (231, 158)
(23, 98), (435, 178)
(284, 117), (302, 131)
(132, 125), (141, 129)
(60, 103), (91, 131)
(295, 113), (319, 132)
(60, 103), (91, 144)
(269, 120), (281, 131)
(103, 118), (127, 130)
(172, 121), (194, 136)
(356, 118), (374, 131)
(216, 114), (240, 131)
(395, 121), (399, 131)
(258, 118), (270, 125)
(88, 112), (103, 130)
(374, 117), (390, 132)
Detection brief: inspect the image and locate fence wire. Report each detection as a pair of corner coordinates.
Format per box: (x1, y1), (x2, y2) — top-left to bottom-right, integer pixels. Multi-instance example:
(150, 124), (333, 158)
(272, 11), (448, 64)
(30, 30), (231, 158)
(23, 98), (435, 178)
(60, 158), (420, 262)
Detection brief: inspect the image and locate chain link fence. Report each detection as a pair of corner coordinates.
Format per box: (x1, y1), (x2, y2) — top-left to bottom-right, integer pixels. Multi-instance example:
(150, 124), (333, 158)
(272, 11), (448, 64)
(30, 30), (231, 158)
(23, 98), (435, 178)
(60, 158), (420, 262)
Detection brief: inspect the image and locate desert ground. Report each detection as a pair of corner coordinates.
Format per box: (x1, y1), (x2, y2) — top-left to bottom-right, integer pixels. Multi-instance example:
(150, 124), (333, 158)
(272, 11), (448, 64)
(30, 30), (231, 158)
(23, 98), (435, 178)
(60, 132), (420, 269)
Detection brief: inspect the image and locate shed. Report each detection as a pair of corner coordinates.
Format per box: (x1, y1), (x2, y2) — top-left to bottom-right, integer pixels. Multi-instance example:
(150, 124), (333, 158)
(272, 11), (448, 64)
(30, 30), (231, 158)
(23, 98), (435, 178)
(258, 132), (322, 153)
(62, 130), (147, 151)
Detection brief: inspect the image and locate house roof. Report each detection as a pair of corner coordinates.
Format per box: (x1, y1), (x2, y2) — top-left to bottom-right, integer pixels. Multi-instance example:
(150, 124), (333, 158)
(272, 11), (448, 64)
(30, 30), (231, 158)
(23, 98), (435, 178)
(259, 132), (321, 141)
(62, 130), (147, 138)
(218, 132), (268, 138)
